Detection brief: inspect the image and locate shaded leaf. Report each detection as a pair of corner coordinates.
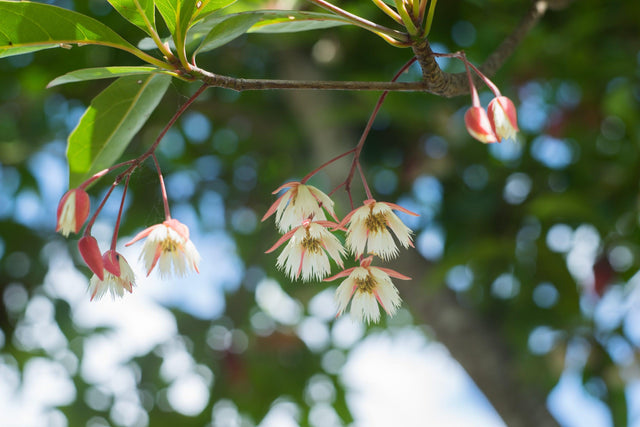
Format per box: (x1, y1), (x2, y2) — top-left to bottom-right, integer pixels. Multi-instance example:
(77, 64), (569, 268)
(67, 74), (172, 187)
(107, 0), (156, 36)
(193, 13), (262, 54)
(48, 66), (172, 88)
(0, 1), (139, 58)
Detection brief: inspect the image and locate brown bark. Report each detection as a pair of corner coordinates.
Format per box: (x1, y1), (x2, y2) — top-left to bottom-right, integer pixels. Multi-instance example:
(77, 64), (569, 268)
(397, 253), (560, 427)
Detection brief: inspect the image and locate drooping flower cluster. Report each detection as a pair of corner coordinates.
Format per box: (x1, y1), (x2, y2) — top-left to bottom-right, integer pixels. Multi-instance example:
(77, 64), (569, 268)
(460, 56), (519, 143)
(56, 183), (201, 301)
(465, 95), (519, 143)
(263, 181), (418, 324)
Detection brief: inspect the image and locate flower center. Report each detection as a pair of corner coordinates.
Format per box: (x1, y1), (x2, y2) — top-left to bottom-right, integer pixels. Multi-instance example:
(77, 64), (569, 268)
(356, 274), (376, 293)
(161, 239), (180, 253)
(302, 235), (322, 254)
(365, 212), (387, 233)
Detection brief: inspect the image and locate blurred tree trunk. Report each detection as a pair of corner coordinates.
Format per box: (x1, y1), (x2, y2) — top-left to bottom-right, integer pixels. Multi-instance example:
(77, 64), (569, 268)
(279, 52), (560, 427)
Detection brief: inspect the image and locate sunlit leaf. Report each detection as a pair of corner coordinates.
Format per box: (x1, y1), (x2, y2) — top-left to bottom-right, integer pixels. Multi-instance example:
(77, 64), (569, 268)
(47, 66), (172, 88)
(107, 0), (156, 36)
(155, 0), (197, 50)
(191, 0), (238, 22)
(0, 1), (140, 58)
(67, 74), (171, 187)
(191, 10), (351, 54)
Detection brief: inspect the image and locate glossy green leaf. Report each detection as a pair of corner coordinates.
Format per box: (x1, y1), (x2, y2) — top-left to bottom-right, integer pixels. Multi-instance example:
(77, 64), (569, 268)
(0, 1), (140, 58)
(47, 66), (172, 88)
(107, 0), (156, 36)
(67, 74), (171, 187)
(191, 0), (239, 22)
(249, 11), (352, 33)
(193, 13), (262, 55)
(191, 10), (350, 54)
(155, 0), (196, 48)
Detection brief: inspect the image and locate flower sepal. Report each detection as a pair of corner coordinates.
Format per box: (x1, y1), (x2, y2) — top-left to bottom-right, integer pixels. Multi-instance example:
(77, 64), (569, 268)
(56, 188), (90, 236)
(465, 106), (498, 144)
(487, 96), (518, 142)
(78, 236), (104, 280)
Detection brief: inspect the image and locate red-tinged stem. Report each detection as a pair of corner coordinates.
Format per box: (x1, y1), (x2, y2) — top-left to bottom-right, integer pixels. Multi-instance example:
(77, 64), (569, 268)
(83, 180), (119, 236)
(464, 59), (502, 97)
(433, 51), (502, 98)
(327, 181), (346, 197)
(152, 154), (171, 220)
(111, 174), (130, 251)
(78, 83), (210, 233)
(300, 148), (357, 184)
(463, 57), (481, 107)
(78, 162), (133, 191)
(357, 161), (373, 200)
(143, 83), (209, 158)
(344, 57), (418, 200)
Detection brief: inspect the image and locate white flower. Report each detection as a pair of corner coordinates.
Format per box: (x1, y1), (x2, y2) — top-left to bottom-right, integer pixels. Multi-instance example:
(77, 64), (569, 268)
(88, 251), (135, 301)
(126, 218), (201, 278)
(327, 256), (410, 323)
(262, 181), (337, 232)
(342, 199), (418, 260)
(266, 219), (345, 282)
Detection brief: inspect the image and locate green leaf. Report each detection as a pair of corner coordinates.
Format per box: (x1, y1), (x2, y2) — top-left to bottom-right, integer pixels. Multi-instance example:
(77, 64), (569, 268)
(191, 0), (239, 22)
(67, 74), (172, 187)
(0, 1), (140, 58)
(155, 0), (197, 49)
(107, 0), (156, 36)
(249, 11), (352, 33)
(190, 10), (350, 54)
(193, 13), (262, 54)
(48, 66), (172, 88)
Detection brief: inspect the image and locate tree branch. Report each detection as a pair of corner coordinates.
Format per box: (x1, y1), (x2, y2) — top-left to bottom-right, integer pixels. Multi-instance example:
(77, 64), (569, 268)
(185, 0), (558, 97)
(395, 251), (560, 427)
(411, 0), (552, 97)
(192, 65), (426, 92)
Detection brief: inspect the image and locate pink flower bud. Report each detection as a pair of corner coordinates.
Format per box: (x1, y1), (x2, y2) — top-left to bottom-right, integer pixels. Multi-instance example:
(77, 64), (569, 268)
(78, 236), (104, 280)
(464, 106), (498, 144)
(487, 96), (519, 142)
(56, 189), (90, 236)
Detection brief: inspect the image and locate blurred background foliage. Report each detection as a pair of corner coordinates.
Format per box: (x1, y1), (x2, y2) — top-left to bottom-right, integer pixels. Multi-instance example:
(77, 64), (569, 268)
(1, 0), (640, 426)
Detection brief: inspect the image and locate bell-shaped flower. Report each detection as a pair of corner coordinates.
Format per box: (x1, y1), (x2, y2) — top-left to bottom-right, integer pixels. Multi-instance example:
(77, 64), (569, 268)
(88, 250), (135, 301)
(78, 235), (104, 280)
(341, 199), (417, 260)
(266, 219), (345, 282)
(126, 218), (201, 278)
(326, 256), (410, 323)
(56, 188), (90, 236)
(487, 96), (519, 141)
(262, 181), (337, 232)
(464, 106), (498, 143)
